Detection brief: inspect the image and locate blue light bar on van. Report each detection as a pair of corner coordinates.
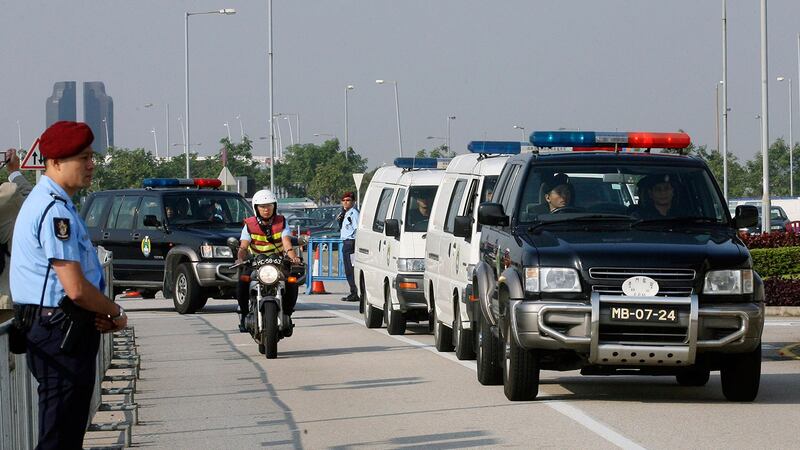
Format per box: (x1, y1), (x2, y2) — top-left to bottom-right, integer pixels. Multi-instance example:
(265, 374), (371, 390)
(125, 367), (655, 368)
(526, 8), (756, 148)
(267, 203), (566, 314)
(467, 141), (521, 154)
(393, 157), (450, 169)
(531, 131), (691, 149)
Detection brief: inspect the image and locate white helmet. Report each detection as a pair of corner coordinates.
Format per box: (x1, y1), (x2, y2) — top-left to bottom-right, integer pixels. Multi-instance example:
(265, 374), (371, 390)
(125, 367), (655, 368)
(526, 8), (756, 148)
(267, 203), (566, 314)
(252, 189), (278, 207)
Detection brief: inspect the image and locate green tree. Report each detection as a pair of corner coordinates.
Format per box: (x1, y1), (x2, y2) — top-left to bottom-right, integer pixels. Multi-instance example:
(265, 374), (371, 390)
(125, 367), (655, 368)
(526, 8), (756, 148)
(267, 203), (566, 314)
(91, 148), (158, 191)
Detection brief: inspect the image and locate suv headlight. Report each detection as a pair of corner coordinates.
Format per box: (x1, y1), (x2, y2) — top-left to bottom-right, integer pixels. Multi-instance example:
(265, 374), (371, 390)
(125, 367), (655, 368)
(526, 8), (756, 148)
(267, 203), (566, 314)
(703, 269), (753, 294)
(257, 265), (280, 285)
(200, 243), (234, 259)
(397, 258), (425, 272)
(525, 267), (581, 293)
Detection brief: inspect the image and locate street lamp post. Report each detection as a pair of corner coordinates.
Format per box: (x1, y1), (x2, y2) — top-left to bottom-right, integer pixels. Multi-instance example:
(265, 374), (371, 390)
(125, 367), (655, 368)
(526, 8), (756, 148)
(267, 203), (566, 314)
(224, 122), (232, 141)
(151, 128), (159, 158)
(345, 85), (354, 159)
(283, 117), (295, 145)
(145, 103), (170, 158)
(185, 7), (236, 178)
(102, 118), (110, 149)
(778, 76), (794, 196)
(760, 0), (771, 232)
(513, 125), (526, 141)
(446, 115), (455, 154)
(376, 80), (403, 156)
(16, 120), (22, 149)
(235, 114), (244, 141)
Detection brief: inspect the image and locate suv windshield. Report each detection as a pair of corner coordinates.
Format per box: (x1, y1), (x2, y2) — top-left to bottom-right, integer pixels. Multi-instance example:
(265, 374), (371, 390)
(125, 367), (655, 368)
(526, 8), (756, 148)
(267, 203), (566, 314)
(517, 164), (728, 225)
(163, 192), (252, 226)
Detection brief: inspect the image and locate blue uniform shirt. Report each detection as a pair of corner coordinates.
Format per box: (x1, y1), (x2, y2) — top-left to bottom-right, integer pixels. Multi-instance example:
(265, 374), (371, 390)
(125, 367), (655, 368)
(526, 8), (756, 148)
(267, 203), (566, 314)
(10, 175), (104, 307)
(340, 207), (359, 240)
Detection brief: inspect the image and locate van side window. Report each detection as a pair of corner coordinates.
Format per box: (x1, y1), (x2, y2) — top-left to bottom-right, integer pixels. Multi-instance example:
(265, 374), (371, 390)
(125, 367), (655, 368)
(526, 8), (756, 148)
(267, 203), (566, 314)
(372, 188), (394, 232)
(85, 196), (110, 228)
(481, 176), (499, 203)
(464, 179), (480, 234)
(444, 180), (467, 234)
(391, 188), (407, 223)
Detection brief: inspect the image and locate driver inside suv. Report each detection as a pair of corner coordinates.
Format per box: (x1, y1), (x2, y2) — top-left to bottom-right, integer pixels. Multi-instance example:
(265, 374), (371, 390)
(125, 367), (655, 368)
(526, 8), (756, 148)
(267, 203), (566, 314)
(543, 173), (573, 213)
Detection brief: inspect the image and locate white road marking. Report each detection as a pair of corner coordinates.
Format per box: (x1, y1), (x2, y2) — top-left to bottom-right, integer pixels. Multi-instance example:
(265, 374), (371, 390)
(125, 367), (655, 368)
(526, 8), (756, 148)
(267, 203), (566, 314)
(764, 322), (800, 327)
(326, 308), (646, 450)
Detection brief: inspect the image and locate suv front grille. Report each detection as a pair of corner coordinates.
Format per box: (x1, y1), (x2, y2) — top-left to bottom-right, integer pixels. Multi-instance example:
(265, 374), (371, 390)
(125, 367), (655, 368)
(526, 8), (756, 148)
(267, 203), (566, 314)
(589, 267), (695, 298)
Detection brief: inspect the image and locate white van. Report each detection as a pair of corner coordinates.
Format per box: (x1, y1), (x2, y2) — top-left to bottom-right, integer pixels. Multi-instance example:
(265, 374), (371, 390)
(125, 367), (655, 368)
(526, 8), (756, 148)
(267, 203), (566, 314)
(424, 142), (519, 359)
(355, 158), (448, 335)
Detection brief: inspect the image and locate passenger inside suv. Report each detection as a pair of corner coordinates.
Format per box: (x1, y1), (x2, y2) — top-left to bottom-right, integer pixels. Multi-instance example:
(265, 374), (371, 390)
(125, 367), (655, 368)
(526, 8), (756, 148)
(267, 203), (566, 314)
(634, 174), (680, 218)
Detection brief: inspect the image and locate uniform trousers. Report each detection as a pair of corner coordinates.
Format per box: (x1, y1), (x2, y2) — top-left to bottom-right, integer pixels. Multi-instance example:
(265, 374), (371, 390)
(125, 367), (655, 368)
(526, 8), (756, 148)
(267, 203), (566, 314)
(342, 239), (357, 296)
(26, 312), (100, 450)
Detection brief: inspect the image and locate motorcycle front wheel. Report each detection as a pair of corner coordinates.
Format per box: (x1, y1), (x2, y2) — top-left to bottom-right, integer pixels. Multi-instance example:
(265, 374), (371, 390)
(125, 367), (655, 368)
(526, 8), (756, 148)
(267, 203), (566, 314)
(262, 302), (279, 359)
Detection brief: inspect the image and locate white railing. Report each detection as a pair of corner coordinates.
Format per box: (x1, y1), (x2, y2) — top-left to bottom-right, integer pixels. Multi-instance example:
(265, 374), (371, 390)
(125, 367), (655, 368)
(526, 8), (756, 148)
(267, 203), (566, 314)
(0, 246), (114, 449)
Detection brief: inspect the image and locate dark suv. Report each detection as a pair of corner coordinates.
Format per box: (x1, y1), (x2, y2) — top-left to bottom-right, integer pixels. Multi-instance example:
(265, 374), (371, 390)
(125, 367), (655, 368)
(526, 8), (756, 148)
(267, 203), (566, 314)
(467, 132), (764, 402)
(80, 182), (252, 313)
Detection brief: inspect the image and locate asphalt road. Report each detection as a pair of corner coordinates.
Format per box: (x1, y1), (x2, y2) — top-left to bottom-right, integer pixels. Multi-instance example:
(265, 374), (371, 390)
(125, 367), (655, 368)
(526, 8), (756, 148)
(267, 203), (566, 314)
(120, 284), (800, 449)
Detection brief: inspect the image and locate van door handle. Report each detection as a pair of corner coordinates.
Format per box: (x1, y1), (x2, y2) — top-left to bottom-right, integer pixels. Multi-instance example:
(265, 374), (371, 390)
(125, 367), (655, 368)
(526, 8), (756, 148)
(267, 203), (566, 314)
(378, 241), (382, 251)
(132, 233), (141, 240)
(448, 243), (452, 257)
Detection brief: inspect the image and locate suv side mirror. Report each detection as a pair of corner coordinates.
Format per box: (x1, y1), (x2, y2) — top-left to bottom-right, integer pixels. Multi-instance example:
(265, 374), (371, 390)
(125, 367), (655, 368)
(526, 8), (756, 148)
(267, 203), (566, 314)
(453, 215), (473, 239)
(478, 203), (509, 226)
(143, 214), (161, 228)
(384, 218), (401, 238)
(734, 205), (758, 229)
(226, 236), (240, 251)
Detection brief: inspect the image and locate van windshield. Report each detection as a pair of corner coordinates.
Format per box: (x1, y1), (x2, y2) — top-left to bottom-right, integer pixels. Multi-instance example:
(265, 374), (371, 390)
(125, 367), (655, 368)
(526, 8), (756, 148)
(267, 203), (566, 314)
(405, 186), (438, 232)
(517, 164), (728, 225)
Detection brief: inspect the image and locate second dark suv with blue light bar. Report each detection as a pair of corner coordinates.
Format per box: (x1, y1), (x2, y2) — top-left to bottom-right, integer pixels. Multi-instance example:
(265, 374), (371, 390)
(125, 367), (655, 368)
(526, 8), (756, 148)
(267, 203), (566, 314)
(80, 178), (252, 313)
(468, 131), (764, 402)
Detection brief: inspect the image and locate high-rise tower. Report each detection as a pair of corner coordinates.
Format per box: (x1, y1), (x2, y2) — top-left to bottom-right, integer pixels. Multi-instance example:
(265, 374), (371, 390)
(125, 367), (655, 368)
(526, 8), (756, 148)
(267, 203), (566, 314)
(45, 81), (77, 127)
(83, 81), (114, 150)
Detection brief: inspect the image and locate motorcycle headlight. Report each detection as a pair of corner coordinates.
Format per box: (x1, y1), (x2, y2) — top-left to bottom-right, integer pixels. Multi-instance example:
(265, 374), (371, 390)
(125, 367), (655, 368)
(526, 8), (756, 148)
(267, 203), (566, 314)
(257, 265), (281, 285)
(703, 269), (753, 295)
(200, 243), (234, 259)
(397, 258), (425, 272)
(525, 267), (581, 293)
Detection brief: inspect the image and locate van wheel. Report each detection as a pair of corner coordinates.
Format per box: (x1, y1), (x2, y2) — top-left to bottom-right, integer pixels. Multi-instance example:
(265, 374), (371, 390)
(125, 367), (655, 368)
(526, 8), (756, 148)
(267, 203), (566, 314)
(721, 344), (761, 402)
(363, 280), (383, 328)
(476, 310), (502, 385)
(173, 263), (204, 314)
(433, 306), (454, 352)
(454, 300), (475, 360)
(503, 326), (539, 401)
(676, 367), (710, 386)
(385, 284), (406, 335)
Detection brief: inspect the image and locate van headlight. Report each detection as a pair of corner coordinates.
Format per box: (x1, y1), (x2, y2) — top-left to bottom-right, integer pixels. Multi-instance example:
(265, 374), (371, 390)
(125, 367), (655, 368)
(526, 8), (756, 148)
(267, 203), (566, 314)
(200, 243), (233, 259)
(397, 258), (425, 272)
(257, 265), (281, 285)
(703, 269), (753, 294)
(525, 267), (581, 293)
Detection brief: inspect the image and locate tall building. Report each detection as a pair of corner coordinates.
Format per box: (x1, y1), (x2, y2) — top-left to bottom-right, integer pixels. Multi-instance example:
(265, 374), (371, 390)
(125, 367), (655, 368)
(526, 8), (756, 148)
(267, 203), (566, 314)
(45, 81), (77, 127)
(83, 81), (114, 150)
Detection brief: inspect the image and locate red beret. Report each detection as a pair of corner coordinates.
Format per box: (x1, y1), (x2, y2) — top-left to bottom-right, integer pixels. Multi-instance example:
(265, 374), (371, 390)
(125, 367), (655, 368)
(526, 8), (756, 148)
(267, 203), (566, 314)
(39, 121), (94, 160)
(342, 191), (355, 200)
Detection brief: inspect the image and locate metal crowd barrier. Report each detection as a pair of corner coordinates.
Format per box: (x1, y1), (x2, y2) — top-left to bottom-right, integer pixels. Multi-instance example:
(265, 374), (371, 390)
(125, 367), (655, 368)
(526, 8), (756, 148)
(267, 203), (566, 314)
(0, 246), (114, 449)
(305, 238), (346, 294)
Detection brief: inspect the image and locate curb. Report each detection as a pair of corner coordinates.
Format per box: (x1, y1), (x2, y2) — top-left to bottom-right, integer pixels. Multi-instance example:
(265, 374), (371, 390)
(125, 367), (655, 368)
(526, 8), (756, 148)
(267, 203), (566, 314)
(765, 306), (800, 317)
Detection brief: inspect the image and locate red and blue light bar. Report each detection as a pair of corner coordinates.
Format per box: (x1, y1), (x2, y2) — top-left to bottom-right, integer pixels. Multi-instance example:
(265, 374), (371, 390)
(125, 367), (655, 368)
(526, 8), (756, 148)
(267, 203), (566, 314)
(143, 178), (222, 188)
(467, 141), (521, 155)
(531, 131), (691, 149)
(394, 158), (451, 170)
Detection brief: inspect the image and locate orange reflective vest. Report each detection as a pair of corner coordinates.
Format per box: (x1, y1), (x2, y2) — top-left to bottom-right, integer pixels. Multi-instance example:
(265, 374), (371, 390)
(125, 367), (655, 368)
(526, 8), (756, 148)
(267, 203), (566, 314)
(244, 215), (285, 255)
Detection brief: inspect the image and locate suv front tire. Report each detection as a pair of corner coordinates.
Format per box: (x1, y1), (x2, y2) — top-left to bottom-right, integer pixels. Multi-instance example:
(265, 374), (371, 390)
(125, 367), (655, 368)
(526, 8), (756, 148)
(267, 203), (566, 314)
(173, 263), (206, 314)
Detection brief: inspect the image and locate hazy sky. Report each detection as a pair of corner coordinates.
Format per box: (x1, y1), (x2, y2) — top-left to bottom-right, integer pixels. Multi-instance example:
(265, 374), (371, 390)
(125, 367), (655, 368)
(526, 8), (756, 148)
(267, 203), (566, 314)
(4, 1), (800, 170)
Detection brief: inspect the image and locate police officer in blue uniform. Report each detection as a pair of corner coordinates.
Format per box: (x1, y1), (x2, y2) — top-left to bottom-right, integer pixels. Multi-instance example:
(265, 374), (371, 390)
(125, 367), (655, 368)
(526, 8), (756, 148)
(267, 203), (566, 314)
(338, 191), (360, 302)
(10, 121), (128, 449)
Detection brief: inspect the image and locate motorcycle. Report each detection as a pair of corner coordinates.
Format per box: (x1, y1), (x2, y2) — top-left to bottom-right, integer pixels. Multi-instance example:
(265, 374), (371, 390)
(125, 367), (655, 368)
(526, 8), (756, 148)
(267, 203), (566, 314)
(227, 236), (308, 359)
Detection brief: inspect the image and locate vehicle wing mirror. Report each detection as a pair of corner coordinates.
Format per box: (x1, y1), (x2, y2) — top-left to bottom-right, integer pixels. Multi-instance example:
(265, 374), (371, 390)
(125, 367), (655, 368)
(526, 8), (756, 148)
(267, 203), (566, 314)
(384, 218), (401, 238)
(478, 203), (509, 226)
(734, 205), (758, 229)
(143, 214), (161, 228)
(453, 215), (473, 239)
(226, 236), (240, 251)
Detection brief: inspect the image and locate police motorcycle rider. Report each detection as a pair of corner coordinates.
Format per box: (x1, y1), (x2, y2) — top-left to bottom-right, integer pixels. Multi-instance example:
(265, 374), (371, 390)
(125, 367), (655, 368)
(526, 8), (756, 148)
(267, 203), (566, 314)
(235, 189), (301, 332)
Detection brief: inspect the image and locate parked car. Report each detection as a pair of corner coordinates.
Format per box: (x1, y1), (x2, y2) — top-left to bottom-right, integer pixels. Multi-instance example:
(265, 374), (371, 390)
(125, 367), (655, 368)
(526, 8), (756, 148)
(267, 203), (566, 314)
(285, 216), (330, 235)
(745, 205), (789, 234)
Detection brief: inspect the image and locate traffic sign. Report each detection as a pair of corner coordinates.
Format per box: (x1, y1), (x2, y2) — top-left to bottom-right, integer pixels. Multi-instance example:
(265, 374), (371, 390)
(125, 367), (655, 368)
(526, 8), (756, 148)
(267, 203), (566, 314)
(20, 138), (44, 170)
